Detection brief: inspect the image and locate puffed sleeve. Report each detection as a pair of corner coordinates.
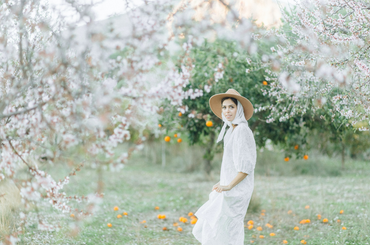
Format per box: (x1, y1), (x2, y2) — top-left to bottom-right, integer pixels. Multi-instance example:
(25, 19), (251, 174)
(232, 124), (257, 175)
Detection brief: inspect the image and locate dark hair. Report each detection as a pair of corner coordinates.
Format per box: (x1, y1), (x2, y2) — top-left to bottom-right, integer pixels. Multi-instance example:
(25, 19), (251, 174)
(221, 97), (237, 106)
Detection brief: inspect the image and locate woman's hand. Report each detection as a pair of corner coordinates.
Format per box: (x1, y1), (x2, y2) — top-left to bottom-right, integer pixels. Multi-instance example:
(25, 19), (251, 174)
(212, 182), (220, 191)
(215, 185), (232, 193)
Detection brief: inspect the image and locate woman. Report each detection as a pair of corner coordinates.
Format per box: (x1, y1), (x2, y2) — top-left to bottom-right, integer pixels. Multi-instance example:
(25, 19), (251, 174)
(192, 88), (257, 245)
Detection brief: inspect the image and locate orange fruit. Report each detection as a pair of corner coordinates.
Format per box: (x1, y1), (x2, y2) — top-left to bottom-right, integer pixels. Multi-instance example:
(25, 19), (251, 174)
(262, 81), (268, 85)
(294, 145), (299, 150)
(265, 223), (273, 228)
(340, 210), (344, 214)
(261, 212), (265, 216)
(259, 235), (264, 239)
(250, 241), (254, 243)
(306, 219), (310, 223)
(174, 134), (178, 138)
(179, 217), (184, 222)
(114, 206), (119, 211)
(303, 155), (309, 160)
(182, 218), (188, 223)
(256, 226), (262, 231)
(287, 210), (292, 214)
(162, 214), (166, 219)
(178, 112), (182, 117)
(155, 206), (160, 210)
(117, 214), (122, 218)
(317, 214), (321, 219)
(177, 227), (183, 232)
(191, 219), (197, 224)
(283, 240), (288, 244)
(107, 223), (112, 228)
(158, 124), (162, 128)
(323, 218), (328, 223)
(164, 136), (170, 142)
(173, 222), (179, 226)
(140, 220), (146, 223)
(337, 219), (341, 223)
(294, 226), (299, 230)
(284, 157), (290, 162)
(305, 205), (309, 209)
(206, 121), (213, 127)
(163, 227), (167, 231)
(177, 138), (182, 143)
(70, 214), (75, 218)
(301, 240), (307, 244)
(248, 225), (253, 229)
(270, 233), (276, 236)
(123, 212), (128, 216)
(247, 220), (254, 225)
(188, 212), (193, 216)
(342, 226), (346, 230)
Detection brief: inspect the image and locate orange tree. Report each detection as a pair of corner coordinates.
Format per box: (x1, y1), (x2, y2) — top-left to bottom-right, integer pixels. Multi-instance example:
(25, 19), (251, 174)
(158, 38), (360, 174)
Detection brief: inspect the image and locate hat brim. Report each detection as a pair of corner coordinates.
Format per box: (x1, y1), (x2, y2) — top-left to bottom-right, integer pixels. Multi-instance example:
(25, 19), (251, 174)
(209, 93), (254, 121)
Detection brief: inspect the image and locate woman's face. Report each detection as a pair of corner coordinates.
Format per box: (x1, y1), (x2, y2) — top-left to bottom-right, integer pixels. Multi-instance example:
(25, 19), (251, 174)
(222, 99), (237, 121)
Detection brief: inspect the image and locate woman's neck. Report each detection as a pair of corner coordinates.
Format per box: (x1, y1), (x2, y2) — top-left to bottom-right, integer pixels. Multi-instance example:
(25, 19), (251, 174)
(232, 124), (238, 129)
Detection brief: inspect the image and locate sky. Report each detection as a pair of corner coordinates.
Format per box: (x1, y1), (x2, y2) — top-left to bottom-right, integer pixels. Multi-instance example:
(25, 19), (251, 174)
(50, 0), (295, 24)
(49, 0), (144, 24)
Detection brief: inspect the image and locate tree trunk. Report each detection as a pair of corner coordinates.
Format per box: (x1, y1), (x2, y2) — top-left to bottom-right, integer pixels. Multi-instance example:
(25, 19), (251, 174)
(204, 131), (215, 177)
(97, 166), (104, 194)
(162, 137), (166, 167)
(341, 142), (345, 170)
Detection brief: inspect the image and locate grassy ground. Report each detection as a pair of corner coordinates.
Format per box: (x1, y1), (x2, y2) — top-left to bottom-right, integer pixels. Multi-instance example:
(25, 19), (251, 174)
(8, 145), (370, 244)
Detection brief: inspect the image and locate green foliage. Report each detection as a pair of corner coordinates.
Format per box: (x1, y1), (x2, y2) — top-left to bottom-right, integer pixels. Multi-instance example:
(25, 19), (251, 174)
(159, 37), (369, 169)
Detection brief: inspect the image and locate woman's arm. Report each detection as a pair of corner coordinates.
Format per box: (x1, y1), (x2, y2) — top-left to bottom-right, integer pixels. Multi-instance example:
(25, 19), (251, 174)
(215, 172), (247, 192)
(228, 172), (248, 189)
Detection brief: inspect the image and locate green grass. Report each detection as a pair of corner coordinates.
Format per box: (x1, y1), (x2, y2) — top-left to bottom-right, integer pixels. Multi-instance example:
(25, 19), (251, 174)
(14, 145), (370, 244)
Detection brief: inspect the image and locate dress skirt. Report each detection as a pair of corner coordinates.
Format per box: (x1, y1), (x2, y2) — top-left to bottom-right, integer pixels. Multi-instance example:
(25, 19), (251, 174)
(192, 190), (248, 245)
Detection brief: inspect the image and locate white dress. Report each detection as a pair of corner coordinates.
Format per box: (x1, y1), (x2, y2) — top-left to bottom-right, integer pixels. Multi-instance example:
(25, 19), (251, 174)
(192, 122), (257, 245)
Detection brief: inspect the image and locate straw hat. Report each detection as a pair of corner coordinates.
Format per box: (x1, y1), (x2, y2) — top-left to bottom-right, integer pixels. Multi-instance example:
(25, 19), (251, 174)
(209, 89), (254, 120)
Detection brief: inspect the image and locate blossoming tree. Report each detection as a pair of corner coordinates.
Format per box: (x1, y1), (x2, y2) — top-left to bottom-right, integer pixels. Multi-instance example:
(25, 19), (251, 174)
(2, 0), (370, 242)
